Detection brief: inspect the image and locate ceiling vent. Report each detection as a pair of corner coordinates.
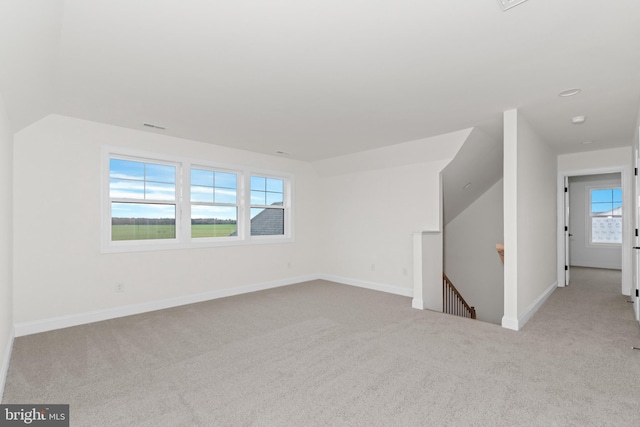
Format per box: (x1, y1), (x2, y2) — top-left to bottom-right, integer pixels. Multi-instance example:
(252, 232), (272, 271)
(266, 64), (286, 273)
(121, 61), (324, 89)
(497, 0), (529, 11)
(143, 123), (166, 130)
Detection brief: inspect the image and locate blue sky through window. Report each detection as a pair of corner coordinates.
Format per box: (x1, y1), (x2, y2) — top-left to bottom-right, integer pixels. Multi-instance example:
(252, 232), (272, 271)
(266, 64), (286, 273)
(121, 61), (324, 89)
(250, 176), (284, 206)
(190, 169), (237, 208)
(110, 158), (177, 219)
(591, 188), (622, 215)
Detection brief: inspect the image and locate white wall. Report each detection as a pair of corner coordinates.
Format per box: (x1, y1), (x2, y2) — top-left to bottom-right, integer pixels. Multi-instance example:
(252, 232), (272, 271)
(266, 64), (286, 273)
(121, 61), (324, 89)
(503, 109), (557, 330)
(13, 115), (321, 326)
(315, 131), (467, 295)
(569, 174), (622, 269)
(319, 160), (451, 293)
(0, 92), (14, 397)
(558, 147), (632, 171)
(445, 179), (504, 324)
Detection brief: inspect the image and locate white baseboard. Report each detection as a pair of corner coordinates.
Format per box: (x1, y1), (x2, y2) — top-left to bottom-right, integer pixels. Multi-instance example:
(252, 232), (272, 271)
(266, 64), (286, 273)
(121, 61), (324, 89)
(14, 275), (317, 337)
(502, 281), (558, 331)
(570, 261), (622, 271)
(501, 316), (519, 331)
(518, 281), (558, 329)
(411, 298), (424, 310)
(14, 274), (413, 337)
(318, 274), (413, 297)
(1, 326), (15, 401)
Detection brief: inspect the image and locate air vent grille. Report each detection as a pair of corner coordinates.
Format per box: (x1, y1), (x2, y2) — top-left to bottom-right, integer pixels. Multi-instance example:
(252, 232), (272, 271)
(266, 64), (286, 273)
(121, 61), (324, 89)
(497, 0), (529, 11)
(143, 123), (166, 130)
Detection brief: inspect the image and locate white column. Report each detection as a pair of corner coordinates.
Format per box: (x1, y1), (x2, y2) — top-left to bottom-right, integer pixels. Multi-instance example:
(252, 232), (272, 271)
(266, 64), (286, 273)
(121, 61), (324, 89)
(413, 231), (443, 312)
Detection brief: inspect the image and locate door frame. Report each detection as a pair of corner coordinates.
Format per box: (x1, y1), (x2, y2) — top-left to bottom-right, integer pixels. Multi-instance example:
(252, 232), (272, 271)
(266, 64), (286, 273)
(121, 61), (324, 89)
(634, 144), (640, 321)
(557, 165), (632, 295)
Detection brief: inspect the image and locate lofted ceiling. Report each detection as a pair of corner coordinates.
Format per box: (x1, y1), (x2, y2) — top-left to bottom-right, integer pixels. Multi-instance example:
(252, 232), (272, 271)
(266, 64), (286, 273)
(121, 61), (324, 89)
(1, 0), (640, 161)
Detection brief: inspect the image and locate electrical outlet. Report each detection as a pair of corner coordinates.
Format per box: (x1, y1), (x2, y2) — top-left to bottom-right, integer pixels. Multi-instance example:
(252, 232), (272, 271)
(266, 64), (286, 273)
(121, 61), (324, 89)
(115, 282), (124, 293)
(371, 264), (376, 271)
(403, 267), (408, 276)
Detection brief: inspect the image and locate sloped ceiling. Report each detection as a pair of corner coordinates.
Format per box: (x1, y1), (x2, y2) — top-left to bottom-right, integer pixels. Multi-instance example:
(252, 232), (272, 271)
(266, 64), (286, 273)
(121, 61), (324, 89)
(442, 127), (503, 225)
(1, 1), (640, 161)
(0, 0), (64, 131)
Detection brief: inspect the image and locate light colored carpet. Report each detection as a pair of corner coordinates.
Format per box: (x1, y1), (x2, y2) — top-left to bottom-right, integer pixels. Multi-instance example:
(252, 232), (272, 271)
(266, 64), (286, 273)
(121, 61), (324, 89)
(3, 267), (640, 426)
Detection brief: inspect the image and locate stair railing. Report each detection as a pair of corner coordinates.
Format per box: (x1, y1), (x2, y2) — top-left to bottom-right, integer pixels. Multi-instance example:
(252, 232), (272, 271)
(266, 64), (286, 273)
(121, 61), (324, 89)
(442, 273), (476, 319)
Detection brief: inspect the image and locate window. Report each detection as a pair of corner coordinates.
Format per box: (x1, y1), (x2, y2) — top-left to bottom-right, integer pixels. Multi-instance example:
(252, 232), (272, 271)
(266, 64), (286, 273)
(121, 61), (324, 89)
(590, 187), (622, 244)
(103, 147), (292, 252)
(250, 176), (285, 236)
(191, 168), (238, 238)
(109, 158), (178, 241)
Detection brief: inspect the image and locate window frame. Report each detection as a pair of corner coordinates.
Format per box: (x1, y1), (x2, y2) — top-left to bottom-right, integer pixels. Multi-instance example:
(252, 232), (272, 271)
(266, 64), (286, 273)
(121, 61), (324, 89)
(249, 174), (289, 238)
(587, 185), (622, 246)
(102, 146), (293, 253)
(189, 165), (242, 243)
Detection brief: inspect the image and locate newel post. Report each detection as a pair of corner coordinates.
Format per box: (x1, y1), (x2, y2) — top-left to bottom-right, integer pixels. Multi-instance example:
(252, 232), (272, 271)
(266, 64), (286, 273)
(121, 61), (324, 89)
(412, 231), (443, 312)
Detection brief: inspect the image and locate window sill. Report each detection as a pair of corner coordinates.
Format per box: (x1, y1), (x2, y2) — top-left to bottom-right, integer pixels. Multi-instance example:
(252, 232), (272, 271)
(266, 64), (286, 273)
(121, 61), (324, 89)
(101, 236), (294, 254)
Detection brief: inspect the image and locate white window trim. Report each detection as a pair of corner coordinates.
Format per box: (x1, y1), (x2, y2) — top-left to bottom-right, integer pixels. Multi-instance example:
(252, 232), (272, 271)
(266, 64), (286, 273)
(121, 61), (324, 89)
(101, 146), (294, 253)
(187, 164), (244, 244)
(586, 184), (622, 247)
(248, 172), (291, 240)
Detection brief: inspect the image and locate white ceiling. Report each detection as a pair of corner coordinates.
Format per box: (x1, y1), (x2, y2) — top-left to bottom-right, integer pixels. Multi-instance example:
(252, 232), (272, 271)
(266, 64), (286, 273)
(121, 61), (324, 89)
(2, 0), (640, 161)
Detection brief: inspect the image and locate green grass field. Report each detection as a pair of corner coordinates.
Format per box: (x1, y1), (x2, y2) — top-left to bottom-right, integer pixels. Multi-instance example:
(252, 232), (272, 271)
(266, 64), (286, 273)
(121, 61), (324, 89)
(112, 224), (236, 240)
(191, 224), (237, 238)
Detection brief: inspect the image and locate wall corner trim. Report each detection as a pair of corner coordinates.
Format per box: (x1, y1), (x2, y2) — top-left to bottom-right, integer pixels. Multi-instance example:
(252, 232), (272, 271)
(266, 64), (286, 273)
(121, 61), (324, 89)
(1, 327), (15, 400)
(411, 298), (425, 310)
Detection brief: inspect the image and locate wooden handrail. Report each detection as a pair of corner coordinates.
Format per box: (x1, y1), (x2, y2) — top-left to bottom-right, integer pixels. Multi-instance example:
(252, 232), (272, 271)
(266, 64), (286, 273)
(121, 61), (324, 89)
(443, 273), (476, 319)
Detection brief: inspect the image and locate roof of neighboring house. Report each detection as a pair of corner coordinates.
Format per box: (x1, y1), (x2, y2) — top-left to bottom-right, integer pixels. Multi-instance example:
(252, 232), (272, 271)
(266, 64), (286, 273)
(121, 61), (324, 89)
(229, 203), (284, 236)
(594, 206), (623, 216)
(249, 205), (284, 236)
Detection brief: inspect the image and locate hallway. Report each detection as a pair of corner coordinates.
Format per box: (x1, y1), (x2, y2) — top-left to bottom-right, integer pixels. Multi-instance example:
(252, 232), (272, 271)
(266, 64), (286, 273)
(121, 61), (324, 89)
(523, 267), (637, 340)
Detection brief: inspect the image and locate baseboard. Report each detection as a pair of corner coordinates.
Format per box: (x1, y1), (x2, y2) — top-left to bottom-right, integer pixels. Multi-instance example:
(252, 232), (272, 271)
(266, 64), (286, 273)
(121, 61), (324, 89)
(14, 274), (413, 337)
(518, 281), (558, 329)
(502, 281), (558, 331)
(14, 275), (318, 337)
(1, 326), (15, 401)
(501, 316), (519, 331)
(318, 274), (413, 297)
(570, 262), (622, 271)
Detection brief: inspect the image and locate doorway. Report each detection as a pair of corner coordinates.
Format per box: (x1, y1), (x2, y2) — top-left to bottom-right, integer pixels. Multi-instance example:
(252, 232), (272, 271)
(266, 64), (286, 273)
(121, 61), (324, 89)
(567, 173), (622, 271)
(557, 166), (632, 296)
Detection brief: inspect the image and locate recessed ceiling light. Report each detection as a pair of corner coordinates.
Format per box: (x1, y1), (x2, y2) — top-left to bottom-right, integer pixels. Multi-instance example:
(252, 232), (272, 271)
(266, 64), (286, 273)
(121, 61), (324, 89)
(571, 116), (586, 125)
(463, 182), (472, 190)
(275, 150), (290, 155)
(143, 123), (166, 130)
(497, 0), (529, 11)
(581, 141), (592, 145)
(559, 88), (581, 97)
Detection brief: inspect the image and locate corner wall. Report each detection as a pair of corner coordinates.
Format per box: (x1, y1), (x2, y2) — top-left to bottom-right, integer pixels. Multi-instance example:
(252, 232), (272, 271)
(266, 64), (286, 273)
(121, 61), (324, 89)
(0, 92), (14, 398)
(314, 130), (469, 297)
(319, 161), (447, 294)
(503, 109), (557, 330)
